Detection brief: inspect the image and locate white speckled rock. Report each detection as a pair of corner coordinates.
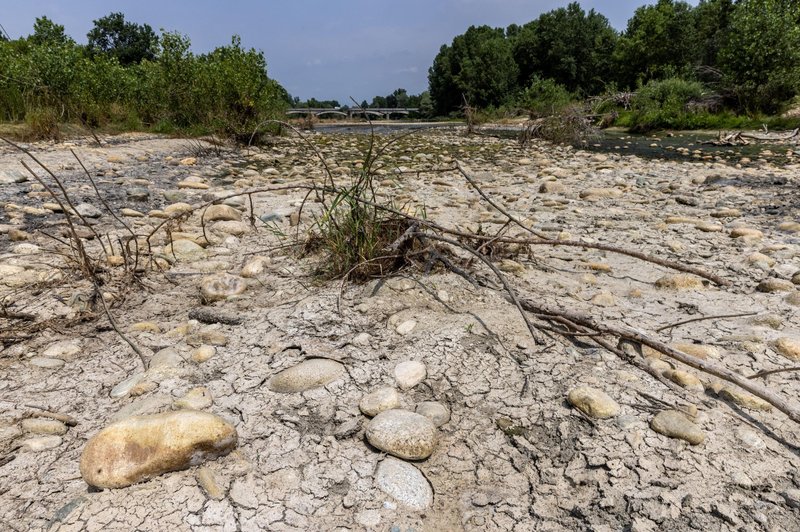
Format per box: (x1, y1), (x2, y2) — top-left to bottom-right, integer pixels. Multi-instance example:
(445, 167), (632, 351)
(268, 358), (345, 393)
(80, 411), (237, 489)
(359, 387), (401, 417)
(396, 320), (417, 335)
(200, 274), (247, 302)
(29, 357), (65, 369)
(366, 409), (438, 460)
(110, 372), (145, 398)
(174, 387), (213, 410)
(375, 456), (433, 511)
(394, 360), (426, 390)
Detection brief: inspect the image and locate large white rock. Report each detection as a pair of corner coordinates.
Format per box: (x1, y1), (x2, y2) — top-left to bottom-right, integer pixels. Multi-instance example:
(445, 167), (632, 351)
(394, 360), (426, 390)
(375, 457), (434, 511)
(268, 358), (345, 393)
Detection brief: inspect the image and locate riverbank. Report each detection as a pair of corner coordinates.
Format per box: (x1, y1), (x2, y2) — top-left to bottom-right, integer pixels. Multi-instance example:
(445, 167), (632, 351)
(1, 128), (799, 530)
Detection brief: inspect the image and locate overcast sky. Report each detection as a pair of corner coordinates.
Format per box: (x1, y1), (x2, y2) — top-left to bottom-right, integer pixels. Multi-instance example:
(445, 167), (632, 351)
(1, 1), (696, 104)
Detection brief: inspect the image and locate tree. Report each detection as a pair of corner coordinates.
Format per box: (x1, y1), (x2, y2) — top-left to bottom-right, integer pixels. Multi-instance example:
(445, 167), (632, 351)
(87, 12), (158, 65)
(718, 0), (800, 113)
(692, 0), (735, 69)
(613, 0), (699, 88)
(386, 88), (409, 108)
(30, 16), (73, 46)
(418, 91), (434, 117)
(511, 3), (617, 95)
(428, 25), (518, 114)
(428, 44), (459, 114)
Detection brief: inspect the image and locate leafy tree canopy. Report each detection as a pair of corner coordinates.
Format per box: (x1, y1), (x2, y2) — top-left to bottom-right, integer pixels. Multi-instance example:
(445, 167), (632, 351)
(87, 12), (158, 65)
(30, 16), (74, 47)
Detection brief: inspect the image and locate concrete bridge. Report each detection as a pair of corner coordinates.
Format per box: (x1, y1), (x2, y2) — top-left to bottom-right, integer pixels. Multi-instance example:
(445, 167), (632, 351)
(286, 108), (419, 119)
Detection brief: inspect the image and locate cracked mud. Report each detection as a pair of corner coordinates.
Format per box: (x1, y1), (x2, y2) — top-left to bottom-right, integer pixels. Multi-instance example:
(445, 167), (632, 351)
(1, 129), (800, 530)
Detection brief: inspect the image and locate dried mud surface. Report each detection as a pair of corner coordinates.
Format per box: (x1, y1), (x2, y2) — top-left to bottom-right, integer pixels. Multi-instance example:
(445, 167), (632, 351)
(1, 130), (800, 531)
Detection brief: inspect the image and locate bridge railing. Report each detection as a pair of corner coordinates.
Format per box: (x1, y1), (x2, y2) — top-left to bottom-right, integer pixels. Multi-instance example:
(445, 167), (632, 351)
(286, 108), (420, 118)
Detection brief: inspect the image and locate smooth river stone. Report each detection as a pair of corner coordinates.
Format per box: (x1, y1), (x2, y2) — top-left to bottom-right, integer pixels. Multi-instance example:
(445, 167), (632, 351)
(203, 204), (241, 222)
(164, 239), (206, 261)
(773, 338), (800, 361)
(718, 387), (772, 411)
(654, 274), (704, 290)
(240, 257), (269, 278)
(394, 360), (426, 390)
(375, 456), (434, 511)
(359, 387), (401, 417)
(21, 418), (67, 435)
(415, 402), (451, 427)
(650, 410), (705, 445)
(268, 358), (345, 393)
(366, 409), (438, 460)
(567, 387), (620, 419)
(80, 411), (237, 489)
(757, 278), (795, 293)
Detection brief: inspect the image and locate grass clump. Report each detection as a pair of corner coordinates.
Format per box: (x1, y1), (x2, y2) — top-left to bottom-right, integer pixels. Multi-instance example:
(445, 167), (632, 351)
(307, 133), (420, 282)
(23, 107), (60, 140)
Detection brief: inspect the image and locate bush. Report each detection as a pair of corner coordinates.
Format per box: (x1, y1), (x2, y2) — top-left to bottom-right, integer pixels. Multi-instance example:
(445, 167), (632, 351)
(0, 26), (288, 140)
(626, 77), (706, 131)
(519, 77), (573, 118)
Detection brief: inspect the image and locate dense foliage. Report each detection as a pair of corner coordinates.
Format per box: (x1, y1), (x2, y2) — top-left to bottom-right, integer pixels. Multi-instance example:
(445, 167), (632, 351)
(0, 13), (288, 139)
(428, 0), (800, 122)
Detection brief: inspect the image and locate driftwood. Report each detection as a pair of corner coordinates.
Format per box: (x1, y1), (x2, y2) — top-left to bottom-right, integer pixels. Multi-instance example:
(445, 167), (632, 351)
(703, 127), (799, 146)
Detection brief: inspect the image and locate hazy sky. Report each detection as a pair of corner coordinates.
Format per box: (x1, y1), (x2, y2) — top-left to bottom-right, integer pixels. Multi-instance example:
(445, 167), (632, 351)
(1, 1), (695, 103)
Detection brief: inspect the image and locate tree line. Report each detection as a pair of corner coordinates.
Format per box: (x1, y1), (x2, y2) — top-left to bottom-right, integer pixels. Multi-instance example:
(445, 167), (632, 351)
(428, 0), (800, 119)
(0, 13), (288, 139)
(293, 88), (433, 116)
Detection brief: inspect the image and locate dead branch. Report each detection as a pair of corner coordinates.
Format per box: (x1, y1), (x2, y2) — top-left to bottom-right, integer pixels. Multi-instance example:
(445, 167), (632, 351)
(455, 162), (549, 239)
(656, 312), (758, 332)
(416, 232), (548, 345)
(519, 299), (800, 424)
(748, 367), (800, 380)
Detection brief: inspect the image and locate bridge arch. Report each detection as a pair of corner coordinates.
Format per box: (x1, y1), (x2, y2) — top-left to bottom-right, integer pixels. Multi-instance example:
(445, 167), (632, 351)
(315, 110), (348, 118)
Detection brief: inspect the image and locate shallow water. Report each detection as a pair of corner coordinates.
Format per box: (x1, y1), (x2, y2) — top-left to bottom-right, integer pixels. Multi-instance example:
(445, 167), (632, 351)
(582, 129), (794, 166)
(315, 121), (797, 165)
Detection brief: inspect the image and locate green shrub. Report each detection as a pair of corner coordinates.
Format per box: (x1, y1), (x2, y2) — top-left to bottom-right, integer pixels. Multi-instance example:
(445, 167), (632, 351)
(626, 77), (707, 131)
(520, 77), (573, 117)
(0, 26), (288, 141)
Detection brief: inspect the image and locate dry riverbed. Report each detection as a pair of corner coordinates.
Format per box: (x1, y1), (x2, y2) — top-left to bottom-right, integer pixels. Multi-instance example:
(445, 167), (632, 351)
(1, 128), (799, 531)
